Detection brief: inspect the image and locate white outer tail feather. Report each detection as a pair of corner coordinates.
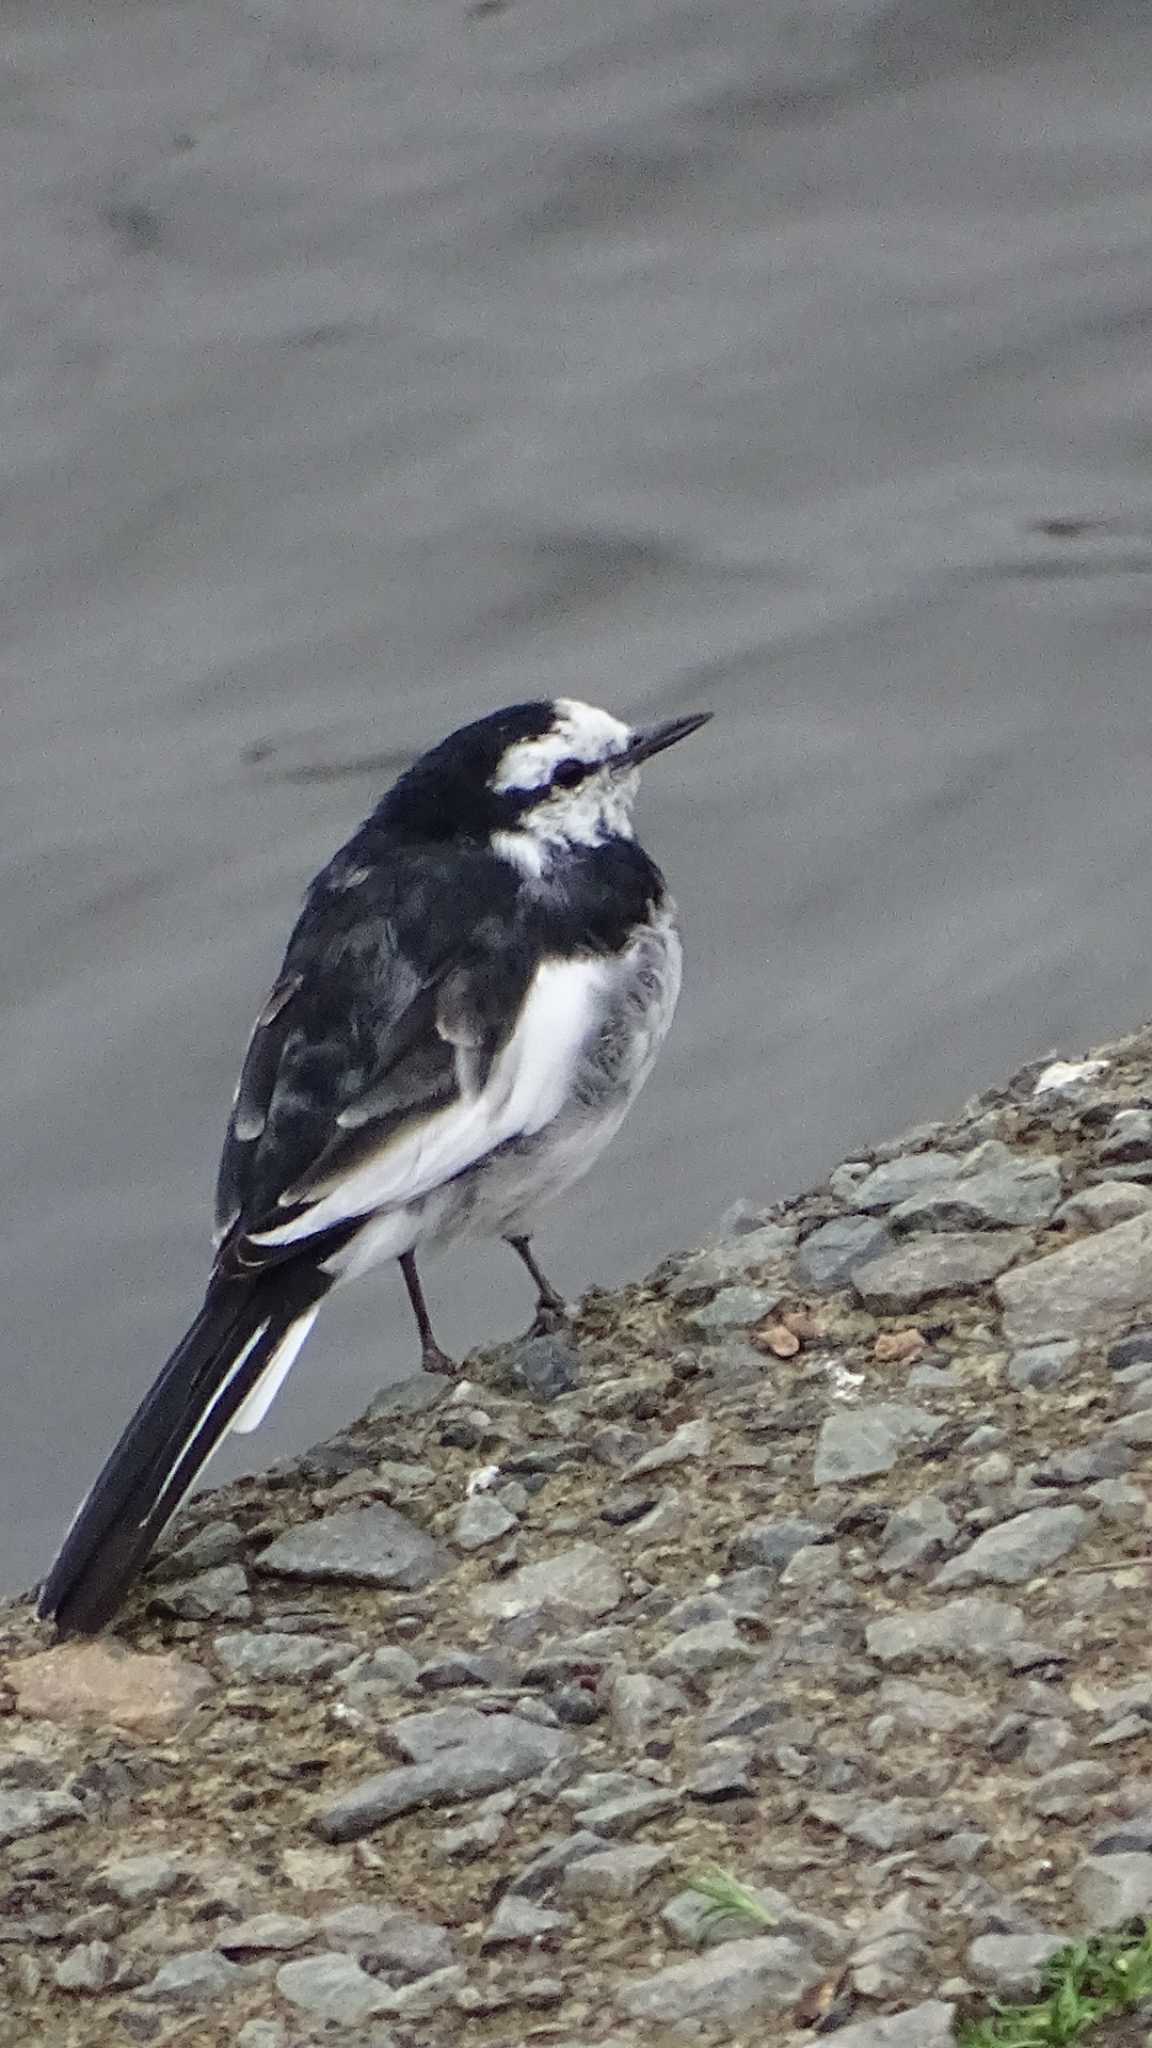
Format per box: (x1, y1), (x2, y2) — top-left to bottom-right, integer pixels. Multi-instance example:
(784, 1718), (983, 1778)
(229, 1307), (320, 1433)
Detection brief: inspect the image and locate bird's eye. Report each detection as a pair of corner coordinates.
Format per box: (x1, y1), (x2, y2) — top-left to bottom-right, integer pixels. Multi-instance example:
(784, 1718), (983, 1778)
(552, 758), (589, 790)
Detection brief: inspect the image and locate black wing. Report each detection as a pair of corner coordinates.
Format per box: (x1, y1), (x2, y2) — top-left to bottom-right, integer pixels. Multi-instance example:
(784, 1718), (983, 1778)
(213, 833), (530, 1269)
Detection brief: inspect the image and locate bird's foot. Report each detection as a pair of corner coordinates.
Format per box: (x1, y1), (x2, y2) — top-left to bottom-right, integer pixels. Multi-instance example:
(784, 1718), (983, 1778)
(421, 1340), (460, 1377)
(524, 1297), (573, 1340)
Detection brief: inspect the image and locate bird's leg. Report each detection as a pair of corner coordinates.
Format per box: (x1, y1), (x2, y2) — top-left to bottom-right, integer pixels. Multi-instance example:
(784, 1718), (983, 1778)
(505, 1235), (570, 1336)
(398, 1252), (458, 1375)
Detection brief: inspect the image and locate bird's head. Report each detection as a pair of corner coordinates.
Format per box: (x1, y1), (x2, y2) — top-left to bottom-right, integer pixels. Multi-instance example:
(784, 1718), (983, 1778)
(381, 698), (710, 868)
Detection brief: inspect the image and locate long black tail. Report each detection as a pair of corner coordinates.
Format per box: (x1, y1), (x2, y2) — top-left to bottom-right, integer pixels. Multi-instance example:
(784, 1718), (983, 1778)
(37, 1269), (328, 1637)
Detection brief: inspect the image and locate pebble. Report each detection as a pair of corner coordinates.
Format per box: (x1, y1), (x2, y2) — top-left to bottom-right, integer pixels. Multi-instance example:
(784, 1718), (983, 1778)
(53, 1939), (115, 1991)
(876, 1678), (989, 1734)
(684, 1284), (782, 1334)
(255, 1505), (452, 1589)
(1074, 1851), (1152, 1927)
(149, 1563), (251, 1620)
(813, 1403), (941, 1485)
(492, 1333), (582, 1401)
(276, 1951), (394, 2022)
(730, 1518), (826, 1568)
(215, 1913), (315, 1954)
(795, 1215), (893, 1290)
(137, 1949), (248, 2005)
(933, 1504), (1090, 1587)
(561, 1843), (673, 1899)
(482, 1894), (570, 1945)
(313, 1715), (570, 1841)
(625, 1418), (711, 1476)
(1057, 1180), (1152, 1229)
(468, 1543), (624, 1620)
(841, 1152), (960, 1212)
(650, 1618), (752, 1676)
(877, 1493), (958, 1574)
(967, 1931), (1065, 1996)
(823, 2002), (957, 2047)
(93, 1851), (191, 1904)
(998, 1213), (1152, 1341)
(855, 1231), (1030, 1310)
(150, 1519), (246, 1579)
(671, 1225), (796, 1298)
(866, 1596), (1030, 1668)
(1006, 1340), (1080, 1389)
(888, 1156), (1062, 1232)
(616, 1935), (827, 2023)
(212, 1631), (355, 1681)
(0, 1789), (85, 1846)
(452, 1493), (518, 1550)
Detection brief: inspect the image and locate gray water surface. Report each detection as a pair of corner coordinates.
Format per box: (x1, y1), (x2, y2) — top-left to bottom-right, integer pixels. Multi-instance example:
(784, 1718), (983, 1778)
(6, 0), (1152, 1592)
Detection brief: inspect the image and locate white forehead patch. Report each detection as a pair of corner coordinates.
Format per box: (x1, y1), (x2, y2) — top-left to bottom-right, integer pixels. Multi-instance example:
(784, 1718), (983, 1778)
(491, 698), (630, 794)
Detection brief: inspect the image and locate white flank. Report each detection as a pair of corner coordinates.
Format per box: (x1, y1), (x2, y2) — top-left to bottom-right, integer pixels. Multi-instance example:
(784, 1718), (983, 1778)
(250, 955), (611, 1246)
(230, 1307), (320, 1433)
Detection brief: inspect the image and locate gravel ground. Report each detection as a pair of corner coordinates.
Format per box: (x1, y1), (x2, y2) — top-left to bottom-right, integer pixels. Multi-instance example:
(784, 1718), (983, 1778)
(10, 1026), (1152, 2045)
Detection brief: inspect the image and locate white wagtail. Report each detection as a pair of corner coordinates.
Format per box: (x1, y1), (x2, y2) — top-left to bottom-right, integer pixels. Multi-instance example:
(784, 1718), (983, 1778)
(38, 697), (709, 1635)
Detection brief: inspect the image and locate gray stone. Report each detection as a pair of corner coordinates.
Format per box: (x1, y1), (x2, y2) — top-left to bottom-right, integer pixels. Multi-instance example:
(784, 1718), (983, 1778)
(813, 1404), (940, 1485)
(1028, 1762), (1113, 1819)
(934, 1505), (1089, 1588)
(1058, 1182), (1152, 1230)
(452, 1493), (518, 1551)
(576, 1788), (678, 1835)
(809, 1795), (954, 1852)
(821, 2001), (957, 2047)
(138, 1949), (247, 2004)
(796, 1216), (893, 1291)
(685, 1285), (782, 1335)
(216, 1914), (316, 1954)
(845, 1153), (961, 1212)
(730, 1519), (826, 1569)
(313, 1716), (570, 1841)
(626, 1418), (711, 1476)
(855, 1232), (1029, 1311)
(967, 1931), (1065, 1996)
(606, 1670), (687, 1749)
(1034, 1441), (1131, 1485)
(255, 1506), (451, 1590)
(387, 1705), (516, 1763)
(998, 1214), (1152, 1342)
(1074, 1852), (1152, 1927)
(54, 1940), (116, 1991)
(276, 1952), (394, 2023)
(562, 1844), (673, 1900)
(671, 1226), (795, 1298)
(889, 1157), (1062, 1234)
(0, 1788), (85, 1845)
(780, 1542), (843, 1587)
(1109, 1328), (1152, 1372)
(878, 1494), (957, 1574)
(93, 1851), (190, 1904)
(236, 2026), (288, 2048)
(498, 1334), (582, 1402)
(482, 1894), (570, 1946)
(1107, 1408), (1152, 1446)
(213, 1631), (354, 1681)
(877, 1679), (989, 1735)
(340, 1645), (420, 1692)
(1007, 1341), (1080, 1390)
(468, 1543), (623, 1621)
(151, 1519), (246, 1580)
(866, 1596), (1028, 1668)
(366, 1373), (451, 1419)
(149, 1563), (251, 1620)
(686, 1748), (757, 1802)
(616, 1935), (826, 2024)
(509, 1831), (606, 1897)
(651, 1618), (751, 1677)
(1100, 1107), (1152, 1161)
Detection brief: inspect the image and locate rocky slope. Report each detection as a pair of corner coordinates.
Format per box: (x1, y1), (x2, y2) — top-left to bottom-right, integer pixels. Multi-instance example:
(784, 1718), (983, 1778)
(10, 1028), (1152, 2047)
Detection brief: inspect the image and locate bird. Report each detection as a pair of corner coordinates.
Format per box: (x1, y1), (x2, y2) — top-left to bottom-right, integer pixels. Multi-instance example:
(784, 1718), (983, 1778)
(37, 696), (710, 1636)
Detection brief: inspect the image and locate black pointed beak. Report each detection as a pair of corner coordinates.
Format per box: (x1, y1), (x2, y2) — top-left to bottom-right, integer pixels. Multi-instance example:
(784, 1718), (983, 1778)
(615, 710), (712, 769)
